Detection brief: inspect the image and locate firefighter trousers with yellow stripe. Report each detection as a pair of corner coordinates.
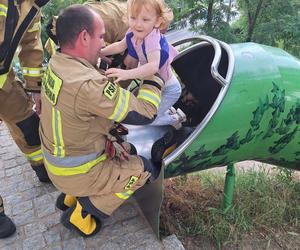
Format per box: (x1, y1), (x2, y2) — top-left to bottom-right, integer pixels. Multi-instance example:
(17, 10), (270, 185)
(0, 80), (43, 167)
(47, 154), (150, 216)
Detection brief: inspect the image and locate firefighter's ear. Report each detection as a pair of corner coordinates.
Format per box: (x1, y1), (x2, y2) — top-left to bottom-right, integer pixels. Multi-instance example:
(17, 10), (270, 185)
(78, 29), (89, 46)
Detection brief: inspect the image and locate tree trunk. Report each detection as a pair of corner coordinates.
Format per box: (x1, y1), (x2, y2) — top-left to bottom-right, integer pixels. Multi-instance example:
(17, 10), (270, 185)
(206, 0), (214, 30)
(226, 0), (232, 23)
(245, 0), (265, 42)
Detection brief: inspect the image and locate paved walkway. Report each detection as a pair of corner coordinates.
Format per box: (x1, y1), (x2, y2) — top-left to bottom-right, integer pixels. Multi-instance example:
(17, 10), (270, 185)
(0, 123), (184, 250)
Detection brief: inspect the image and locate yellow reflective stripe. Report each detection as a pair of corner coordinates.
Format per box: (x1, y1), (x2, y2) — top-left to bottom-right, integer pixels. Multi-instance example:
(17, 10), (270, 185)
(49, 39), (56, 55)
(52, 108), (65, 157)
(51, 108), (57, 155)
(137, 89), (160, 108)
(27, 21), (40, 33)
(25, 148), (43, 162)
(108, 88), (130, 122)
(56, 110), (65, 157)
(44, 153), (107, 176)
(0, 4), (7, 11)
(118, 90), (130, 122)
(0, 4), (7, 17)
(115, 190), (134, 200)
(0, 73), (8, 88)
(22, 67), (43, 77)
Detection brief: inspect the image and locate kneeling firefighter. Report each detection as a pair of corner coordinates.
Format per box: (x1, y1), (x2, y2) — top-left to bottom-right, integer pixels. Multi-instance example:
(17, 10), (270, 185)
(0, 0), (50, 182)
(40, 5), (163, 237)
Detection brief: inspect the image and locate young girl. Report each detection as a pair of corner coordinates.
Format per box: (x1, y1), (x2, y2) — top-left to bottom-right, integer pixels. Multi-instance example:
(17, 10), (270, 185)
(101, 0), (185, 128)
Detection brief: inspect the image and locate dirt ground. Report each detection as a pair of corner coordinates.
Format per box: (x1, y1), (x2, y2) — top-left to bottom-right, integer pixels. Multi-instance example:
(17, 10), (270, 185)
(163, 161), (300, 250)
(181, 231), (300, 250)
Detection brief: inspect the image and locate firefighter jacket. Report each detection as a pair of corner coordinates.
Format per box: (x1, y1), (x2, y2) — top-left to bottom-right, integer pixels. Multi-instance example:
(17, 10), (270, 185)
(40, 52), (164, 176)
(45, 0), (128, 57)
(0, 0), (48, 92)
(84, 0), (128, 44)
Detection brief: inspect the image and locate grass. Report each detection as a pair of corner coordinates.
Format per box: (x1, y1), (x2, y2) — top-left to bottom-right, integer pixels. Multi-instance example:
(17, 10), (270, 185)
(160, 166), (300, 249)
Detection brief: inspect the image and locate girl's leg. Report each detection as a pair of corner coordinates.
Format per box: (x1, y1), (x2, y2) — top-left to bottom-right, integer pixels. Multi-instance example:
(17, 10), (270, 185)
(151, 76), (182, 126)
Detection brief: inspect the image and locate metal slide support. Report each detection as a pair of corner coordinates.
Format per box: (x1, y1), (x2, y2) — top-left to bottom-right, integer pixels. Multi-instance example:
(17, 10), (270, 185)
(133, 166), (164, 239)
(222, 163), (235, 213)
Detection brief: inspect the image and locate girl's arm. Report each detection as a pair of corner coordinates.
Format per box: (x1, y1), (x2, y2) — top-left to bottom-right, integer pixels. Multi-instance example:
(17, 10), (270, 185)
(106, 50), (160, 82)
(101, 38), (127, 56)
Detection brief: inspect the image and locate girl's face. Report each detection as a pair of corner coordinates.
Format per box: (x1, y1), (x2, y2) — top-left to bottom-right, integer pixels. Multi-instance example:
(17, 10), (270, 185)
(128, 4), (162, 40)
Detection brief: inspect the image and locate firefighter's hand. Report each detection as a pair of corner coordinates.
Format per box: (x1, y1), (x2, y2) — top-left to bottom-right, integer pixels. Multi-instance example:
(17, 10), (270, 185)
(100, 54), (112, 65)
(105, 68), (130, 82)
(32, 93), (41, 115)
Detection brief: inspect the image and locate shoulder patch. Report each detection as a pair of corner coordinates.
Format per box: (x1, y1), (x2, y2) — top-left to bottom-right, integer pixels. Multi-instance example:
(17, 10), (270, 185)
(42, 66), (62, 106)
(104, 81), (117, 100)
(125, 176), (139, 190)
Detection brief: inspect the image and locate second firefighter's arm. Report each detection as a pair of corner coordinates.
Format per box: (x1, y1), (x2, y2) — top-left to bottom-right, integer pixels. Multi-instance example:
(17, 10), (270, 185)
(19, 11), (44, 92)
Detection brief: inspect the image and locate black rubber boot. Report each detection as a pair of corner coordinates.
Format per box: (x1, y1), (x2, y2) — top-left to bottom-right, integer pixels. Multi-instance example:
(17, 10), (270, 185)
(128, 142), (137, 155)
(31, 164), (51, 183)
(0, 213), (16, 238)
(151, 126), (177, 164)
(56, 193), (77, 211)
(140, 156), (161, 183)
(61, 201), (102, 237)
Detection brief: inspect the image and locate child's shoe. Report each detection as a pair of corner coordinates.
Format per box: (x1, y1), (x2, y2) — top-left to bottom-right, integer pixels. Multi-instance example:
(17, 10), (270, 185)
(168, 107), (177, 115)
(171, 108), (186, 130)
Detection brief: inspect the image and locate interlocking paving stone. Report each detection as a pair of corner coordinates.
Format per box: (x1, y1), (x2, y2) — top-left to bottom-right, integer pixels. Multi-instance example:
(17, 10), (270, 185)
(0, 123), (184, 249)
(162, 234), (185, 250)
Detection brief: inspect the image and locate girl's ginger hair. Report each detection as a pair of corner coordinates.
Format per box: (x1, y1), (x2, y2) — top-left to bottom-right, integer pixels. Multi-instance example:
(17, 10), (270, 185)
(128, 0), (174, 32)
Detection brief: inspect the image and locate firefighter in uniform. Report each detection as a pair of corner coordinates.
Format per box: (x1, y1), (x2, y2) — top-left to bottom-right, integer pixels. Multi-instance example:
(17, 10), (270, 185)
(0, 0), (51, 236)
(40, 5), (163, 237)
(45, 0), (128, 56)
(85, 0), (127, 44)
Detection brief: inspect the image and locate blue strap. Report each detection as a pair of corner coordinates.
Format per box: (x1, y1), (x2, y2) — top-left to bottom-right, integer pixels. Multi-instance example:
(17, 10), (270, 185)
(126, 32), (170, 69)
(159, 35), (169, 68)
(126, 32), (138, 60)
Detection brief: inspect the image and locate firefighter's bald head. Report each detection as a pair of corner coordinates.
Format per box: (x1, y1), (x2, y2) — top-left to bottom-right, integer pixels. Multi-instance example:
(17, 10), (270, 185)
(56, 4), (105, 66)
(57, 5), (95, 48)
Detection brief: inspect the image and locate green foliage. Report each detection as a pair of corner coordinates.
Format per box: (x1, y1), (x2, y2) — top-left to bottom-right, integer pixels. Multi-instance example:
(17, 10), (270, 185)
(40, 0), (300, 56)
(165, 0), (199, 28)
(169, 0), (300, 57)
(236, 0), (300, 57)
(161, 167), (300, 248)
(276, 167), (294, 184)
(41, 0), (84, 44)
(166, 0), (238, 38)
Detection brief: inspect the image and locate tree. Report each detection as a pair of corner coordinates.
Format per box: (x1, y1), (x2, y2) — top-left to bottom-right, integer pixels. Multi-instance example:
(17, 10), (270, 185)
(236, 0), (300, 57)
(41, 0), (84, 44)
(236, 0), (268, 42)
(226, 0), (233, 23)
(168, 0), (238, 42)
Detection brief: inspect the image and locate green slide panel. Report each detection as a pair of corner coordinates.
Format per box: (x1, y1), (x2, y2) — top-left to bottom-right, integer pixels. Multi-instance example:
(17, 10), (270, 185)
(164, 36), (300, 178)
(127, 36), (300, 237)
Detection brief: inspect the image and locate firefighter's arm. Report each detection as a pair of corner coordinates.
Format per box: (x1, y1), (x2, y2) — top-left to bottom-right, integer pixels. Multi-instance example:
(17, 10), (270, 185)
(46, 16), (58, 45)
(44, 16), (58, 57)
(19, 12), (44, 92)
(77, 75), (164, 125)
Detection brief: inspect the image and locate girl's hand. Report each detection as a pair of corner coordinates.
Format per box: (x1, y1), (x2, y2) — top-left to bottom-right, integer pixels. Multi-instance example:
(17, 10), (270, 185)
(105, 68), (130, 82)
